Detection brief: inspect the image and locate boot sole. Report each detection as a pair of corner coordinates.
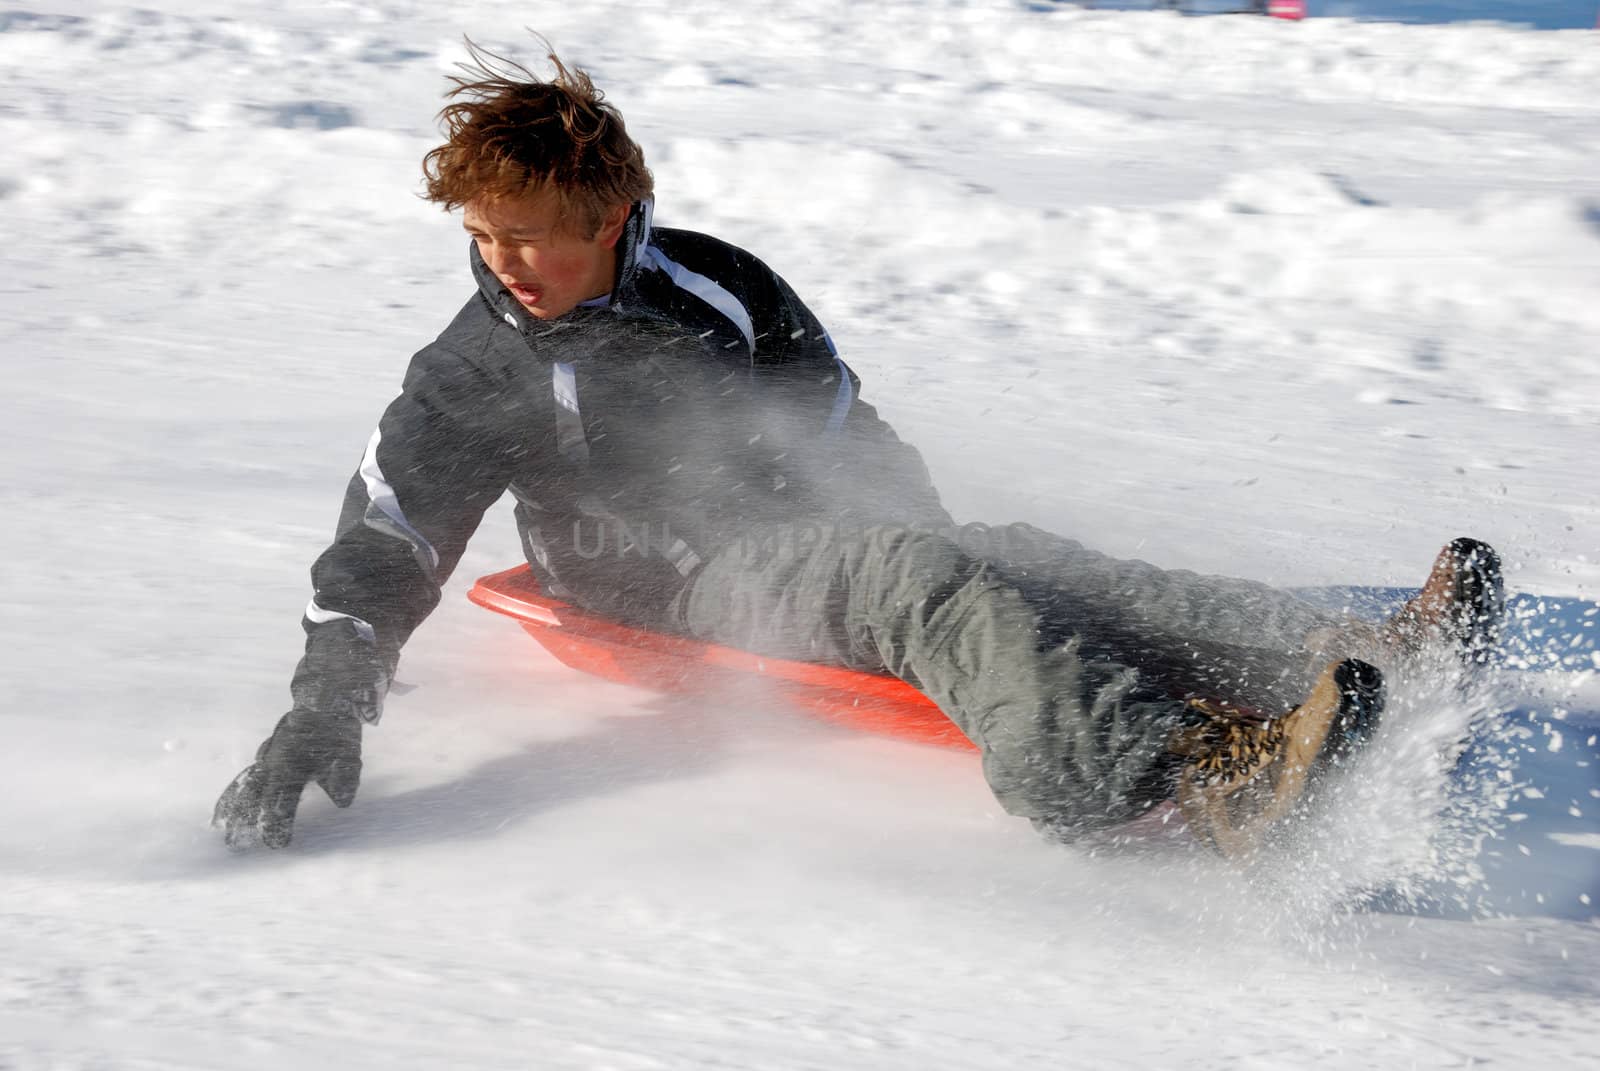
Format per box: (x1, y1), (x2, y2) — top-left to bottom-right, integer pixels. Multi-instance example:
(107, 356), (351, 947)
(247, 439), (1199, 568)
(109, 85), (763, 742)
(1445, 537), (1505, 665)
(1265, 658), (1385, 826)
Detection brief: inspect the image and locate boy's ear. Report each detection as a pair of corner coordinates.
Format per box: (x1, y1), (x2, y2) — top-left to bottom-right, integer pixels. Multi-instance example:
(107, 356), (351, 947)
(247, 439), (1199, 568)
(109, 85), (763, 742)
(597, 202), (631, 247)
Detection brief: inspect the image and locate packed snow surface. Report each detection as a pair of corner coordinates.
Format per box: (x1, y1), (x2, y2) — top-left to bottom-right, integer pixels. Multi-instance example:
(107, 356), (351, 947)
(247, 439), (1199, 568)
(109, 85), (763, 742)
(2, 1), (1598, 1067)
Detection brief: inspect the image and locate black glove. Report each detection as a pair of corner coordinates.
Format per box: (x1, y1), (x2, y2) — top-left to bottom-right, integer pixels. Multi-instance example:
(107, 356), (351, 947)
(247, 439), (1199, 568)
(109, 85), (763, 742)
(216, 614), (393, 845)
(215, 618), (393, 849)
(214, 707), (363, 849)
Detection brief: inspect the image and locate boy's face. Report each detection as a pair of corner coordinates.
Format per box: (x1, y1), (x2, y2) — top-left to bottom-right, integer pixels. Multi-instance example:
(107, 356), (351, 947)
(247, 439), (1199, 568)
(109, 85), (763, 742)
(463, 192), (630, 320)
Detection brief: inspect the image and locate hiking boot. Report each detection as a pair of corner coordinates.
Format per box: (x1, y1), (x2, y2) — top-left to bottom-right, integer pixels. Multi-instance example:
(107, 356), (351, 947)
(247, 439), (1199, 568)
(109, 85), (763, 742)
(1305, 538), (1505, 669)
(1384, 537), (1504, 665)
(1171, 658), (1385, 859)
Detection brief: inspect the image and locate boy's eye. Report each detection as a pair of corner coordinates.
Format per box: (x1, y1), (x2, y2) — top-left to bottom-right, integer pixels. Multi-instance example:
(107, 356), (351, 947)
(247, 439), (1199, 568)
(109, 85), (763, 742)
(466, 232), (544, 246)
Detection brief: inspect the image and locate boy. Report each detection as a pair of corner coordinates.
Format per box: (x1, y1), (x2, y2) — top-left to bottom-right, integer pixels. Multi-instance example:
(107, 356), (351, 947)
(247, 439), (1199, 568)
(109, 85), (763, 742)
(215, 45), (1503, 857)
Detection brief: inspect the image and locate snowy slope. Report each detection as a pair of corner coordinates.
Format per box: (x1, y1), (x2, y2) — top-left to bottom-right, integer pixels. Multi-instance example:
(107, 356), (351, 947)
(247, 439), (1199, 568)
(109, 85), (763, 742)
(2, 2), (1598, 1067)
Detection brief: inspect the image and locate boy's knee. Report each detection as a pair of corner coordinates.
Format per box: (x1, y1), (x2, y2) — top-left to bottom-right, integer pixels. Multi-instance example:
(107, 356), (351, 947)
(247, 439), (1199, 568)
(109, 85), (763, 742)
(859, 525), (984, 602)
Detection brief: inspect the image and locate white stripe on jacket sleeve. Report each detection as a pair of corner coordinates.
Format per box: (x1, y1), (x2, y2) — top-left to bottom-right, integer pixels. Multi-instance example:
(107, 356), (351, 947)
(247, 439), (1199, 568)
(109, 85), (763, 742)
(303, 600), (378, 645)
(639, 245), (756, 356)
(359, 426), (441, 577)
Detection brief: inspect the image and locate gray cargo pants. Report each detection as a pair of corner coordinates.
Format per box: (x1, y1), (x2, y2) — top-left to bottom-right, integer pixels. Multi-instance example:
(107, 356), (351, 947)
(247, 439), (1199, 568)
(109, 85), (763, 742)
(669, 521), (1342, 836)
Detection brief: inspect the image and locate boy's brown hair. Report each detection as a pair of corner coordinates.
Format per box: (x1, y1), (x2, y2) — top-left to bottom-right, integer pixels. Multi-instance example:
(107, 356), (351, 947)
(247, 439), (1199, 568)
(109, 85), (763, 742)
(422, 39), (653, 237)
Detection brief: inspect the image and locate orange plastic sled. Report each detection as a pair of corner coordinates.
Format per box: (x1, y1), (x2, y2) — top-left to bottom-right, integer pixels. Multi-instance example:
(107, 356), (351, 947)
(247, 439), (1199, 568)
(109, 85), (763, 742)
(468, 564), (976, 751)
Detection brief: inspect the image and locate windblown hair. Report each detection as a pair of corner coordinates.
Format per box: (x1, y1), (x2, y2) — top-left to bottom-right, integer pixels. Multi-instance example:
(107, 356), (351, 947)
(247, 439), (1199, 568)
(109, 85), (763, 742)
(421, 38), (653, 236)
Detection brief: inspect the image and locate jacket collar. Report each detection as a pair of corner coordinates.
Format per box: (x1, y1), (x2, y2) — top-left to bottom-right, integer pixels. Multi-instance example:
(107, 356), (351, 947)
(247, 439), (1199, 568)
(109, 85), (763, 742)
(611, 197), (654, 305)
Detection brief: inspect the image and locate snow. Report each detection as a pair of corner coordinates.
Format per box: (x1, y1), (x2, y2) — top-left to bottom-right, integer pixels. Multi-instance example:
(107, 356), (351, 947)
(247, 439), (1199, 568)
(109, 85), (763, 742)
(3, 1), (1599, 1067)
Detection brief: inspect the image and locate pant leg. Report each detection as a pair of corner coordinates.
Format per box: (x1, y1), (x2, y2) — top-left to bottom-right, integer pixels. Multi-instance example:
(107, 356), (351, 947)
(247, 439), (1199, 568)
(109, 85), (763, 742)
(671, 522), (1189, 834)
(968, 522), (1344, 710)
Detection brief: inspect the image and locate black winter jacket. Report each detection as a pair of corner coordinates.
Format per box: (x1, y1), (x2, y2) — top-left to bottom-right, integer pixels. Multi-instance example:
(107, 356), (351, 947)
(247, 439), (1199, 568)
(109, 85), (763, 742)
(292, 201), (950, 720)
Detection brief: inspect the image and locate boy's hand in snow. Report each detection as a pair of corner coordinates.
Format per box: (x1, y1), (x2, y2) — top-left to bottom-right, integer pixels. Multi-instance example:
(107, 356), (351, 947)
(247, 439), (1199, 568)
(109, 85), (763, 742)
(213, 708), (363, 850)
